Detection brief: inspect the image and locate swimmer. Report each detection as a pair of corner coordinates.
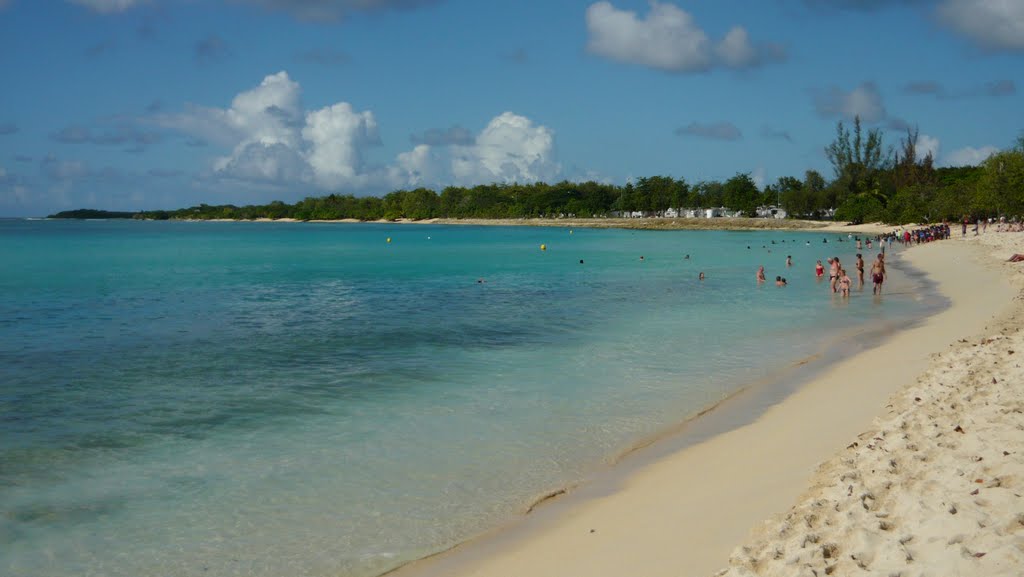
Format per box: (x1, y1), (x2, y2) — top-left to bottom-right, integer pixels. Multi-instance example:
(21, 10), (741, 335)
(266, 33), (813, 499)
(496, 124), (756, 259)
(640, 256), (645, 262)
(815, 259), (825, 278)
(775, 275), (786, 286)
(855, 253), (865, 285)
(786, 255), (792, 267)
(757, 265), (766, 283)
(684, 254), (690, 260)
(699, 271), (705, 280)
(579, 259), (584, 264)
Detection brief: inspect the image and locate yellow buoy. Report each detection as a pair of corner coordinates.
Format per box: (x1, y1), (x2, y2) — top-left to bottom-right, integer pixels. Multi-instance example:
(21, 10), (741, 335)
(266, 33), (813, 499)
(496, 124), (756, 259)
(386, 237), (392, 243)
(540, 244), (546, 251)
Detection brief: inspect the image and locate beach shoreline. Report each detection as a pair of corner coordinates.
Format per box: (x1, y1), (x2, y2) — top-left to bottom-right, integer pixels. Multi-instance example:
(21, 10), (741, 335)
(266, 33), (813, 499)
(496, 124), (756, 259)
(156, 215), (900, 235)
(388, 232), (1022, 577)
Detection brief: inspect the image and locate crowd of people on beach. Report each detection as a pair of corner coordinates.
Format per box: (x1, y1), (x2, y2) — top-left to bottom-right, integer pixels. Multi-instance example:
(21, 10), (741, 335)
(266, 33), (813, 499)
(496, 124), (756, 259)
(750, 223), (973, 297)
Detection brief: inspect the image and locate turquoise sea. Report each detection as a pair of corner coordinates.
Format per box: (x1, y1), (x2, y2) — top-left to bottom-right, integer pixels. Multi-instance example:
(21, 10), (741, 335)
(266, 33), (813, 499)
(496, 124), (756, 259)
(0, 219), (938, 577)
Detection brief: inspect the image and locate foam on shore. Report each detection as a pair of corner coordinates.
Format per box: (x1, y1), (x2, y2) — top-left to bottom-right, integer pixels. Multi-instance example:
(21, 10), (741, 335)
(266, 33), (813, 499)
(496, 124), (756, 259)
(393, 232), (1021, 577)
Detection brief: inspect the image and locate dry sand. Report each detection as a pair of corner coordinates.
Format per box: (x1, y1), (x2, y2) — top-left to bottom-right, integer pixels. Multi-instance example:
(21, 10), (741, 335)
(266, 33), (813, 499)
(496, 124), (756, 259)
(395, 231), (1023, 577)
(717, 231), (1024, 577)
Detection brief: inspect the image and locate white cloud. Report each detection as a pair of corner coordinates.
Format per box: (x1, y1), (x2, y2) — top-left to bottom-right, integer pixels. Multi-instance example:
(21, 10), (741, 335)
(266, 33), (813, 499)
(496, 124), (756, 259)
(938, 0), (1024, 50)
(717, 27), (758, 68)
(451, 112), (559, 184)
(916, 134), (940, 160)
(68, 0), (147, 13)
(585, 1), (781, 72)
(943, 145), (999, 167)
(158, 71), (561, 192)
(815, 82), (887, 123)
(586, 1), (711, 71)
(303, 102), (380, 188)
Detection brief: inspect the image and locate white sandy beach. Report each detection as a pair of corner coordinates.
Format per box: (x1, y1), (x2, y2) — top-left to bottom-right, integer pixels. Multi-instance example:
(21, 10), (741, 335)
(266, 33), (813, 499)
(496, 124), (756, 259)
(395, 230), (1023, 577)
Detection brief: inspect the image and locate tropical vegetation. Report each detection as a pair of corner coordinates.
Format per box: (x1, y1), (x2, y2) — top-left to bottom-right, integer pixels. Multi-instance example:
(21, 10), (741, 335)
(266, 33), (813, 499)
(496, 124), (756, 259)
(51, 121), (1023, 225)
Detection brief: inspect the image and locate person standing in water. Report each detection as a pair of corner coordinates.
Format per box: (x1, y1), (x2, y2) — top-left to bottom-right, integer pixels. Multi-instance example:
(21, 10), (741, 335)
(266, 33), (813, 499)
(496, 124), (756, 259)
(871, 254), (886, 294)
(757, 265), (767, 283)
(839, 269), (852, 297)
(855, 253), (865, 286)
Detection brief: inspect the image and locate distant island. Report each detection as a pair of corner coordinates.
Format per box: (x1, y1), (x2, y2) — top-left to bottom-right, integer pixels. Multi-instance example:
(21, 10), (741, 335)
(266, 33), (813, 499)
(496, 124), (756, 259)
(48, 209), (138, 219)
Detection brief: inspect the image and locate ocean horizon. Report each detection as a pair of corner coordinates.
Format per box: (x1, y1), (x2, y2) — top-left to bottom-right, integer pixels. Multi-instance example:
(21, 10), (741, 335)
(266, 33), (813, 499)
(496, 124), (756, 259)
(0, 219), (938, 577)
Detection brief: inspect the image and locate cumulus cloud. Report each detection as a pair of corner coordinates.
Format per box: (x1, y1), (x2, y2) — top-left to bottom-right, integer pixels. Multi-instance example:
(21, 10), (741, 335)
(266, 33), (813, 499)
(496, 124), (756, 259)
(814, 82), (887, 123)
(585, 1), (783, 72)
(943, 145), (999, 166)
(69, 0), (147, 13)
(231, 0), (443, 22)
(938, 0), (1024, 50)
(449, 112), (560, 185)
(674, 122), (742, 141)
(157, 71), (560, 191)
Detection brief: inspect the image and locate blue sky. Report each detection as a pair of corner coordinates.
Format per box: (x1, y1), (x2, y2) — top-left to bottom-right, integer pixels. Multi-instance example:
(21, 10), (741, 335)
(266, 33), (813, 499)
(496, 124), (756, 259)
(0, 0), (1021, 216)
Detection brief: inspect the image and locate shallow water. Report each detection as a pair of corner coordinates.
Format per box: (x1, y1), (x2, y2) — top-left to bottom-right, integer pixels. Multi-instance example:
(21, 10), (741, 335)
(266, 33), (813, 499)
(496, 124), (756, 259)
(0, 220), (932, 577)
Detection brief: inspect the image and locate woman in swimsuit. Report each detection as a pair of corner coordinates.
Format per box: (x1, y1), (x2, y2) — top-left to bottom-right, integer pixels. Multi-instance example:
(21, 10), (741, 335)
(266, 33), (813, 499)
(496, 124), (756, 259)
(815, 259), (824, 278)
(839, 269), (852, 297)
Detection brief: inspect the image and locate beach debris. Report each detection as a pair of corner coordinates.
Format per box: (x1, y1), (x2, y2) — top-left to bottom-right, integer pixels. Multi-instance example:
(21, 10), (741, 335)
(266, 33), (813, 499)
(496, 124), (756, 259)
(954, 425), (965, 433)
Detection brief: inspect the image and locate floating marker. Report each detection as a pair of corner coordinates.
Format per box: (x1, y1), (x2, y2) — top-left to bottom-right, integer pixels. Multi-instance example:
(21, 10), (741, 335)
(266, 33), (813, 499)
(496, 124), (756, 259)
(387, 237), (392, 243)
(540, 244), (547, 251)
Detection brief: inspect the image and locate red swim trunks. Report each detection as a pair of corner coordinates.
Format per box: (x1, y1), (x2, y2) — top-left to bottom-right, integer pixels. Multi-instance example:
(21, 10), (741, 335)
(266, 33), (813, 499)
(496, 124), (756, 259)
(872, 273), (884, 284)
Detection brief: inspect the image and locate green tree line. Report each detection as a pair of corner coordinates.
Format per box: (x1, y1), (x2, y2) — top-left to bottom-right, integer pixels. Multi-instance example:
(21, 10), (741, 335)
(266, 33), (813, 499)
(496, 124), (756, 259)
(58, 120), (1021, 225)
